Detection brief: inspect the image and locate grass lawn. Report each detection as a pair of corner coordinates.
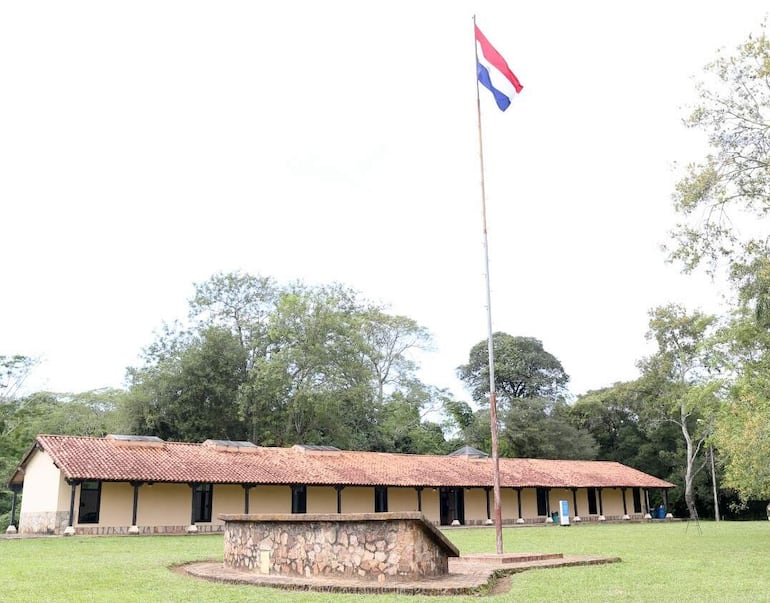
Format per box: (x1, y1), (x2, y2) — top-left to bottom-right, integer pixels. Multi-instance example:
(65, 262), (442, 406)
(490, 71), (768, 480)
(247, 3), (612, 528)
(1, 521), (769, 602)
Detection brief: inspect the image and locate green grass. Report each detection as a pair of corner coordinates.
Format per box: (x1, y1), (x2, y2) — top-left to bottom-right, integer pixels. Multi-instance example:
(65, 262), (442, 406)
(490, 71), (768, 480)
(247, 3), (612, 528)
(1, 522), (769, 601)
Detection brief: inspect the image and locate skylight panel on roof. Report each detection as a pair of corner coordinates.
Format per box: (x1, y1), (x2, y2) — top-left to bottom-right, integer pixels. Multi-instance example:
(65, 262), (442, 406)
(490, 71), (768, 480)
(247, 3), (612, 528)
(106, 434), (165, 448)
(292, 444), (342, 455)
(205, 440), (257, 448)
(202, 439), (260, 453)
(107, 434), (164, 442)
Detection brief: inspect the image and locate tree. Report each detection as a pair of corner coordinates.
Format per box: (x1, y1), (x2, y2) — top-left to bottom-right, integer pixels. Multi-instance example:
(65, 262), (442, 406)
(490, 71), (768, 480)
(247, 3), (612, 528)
(638, 304), (721, 519)
(188, 271), (278, 364)
(125, 327), (248, 441)
(457, 333), (569, 405)
(358, 309), (431, 405)
(0, 355), (36, 403)
(237, 283), (377, 448)
(499, 397), (597, 460)
(569, 382), (649, 464)
(709, 312), (770, 502)
(667, 23), (770, 277)
(123, 272), (446, 453)
(377, 381), (452, 455)
(456, 333), (595, 459)
(664, 21), (770, 514)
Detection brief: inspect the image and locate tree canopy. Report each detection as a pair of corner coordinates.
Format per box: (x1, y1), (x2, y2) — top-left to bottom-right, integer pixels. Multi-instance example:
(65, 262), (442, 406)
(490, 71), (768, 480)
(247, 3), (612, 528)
(122, 272), (449, 453)
(453, 333), (594, 460)
(667, 22), (770, 280)
(665, 22), (770, 507)
(457, 333), (569, 405)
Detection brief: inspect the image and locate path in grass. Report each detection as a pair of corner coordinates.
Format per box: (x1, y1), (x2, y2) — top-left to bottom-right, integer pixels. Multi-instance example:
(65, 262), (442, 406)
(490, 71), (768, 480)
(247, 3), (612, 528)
(1, 522), (769, 602)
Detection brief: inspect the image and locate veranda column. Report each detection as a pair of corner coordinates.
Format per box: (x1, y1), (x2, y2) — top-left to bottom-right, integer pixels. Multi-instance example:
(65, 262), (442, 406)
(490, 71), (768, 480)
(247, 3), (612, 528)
(335, 486), (344, 514)
(515, 488), (524, 524)
(129, 481), (143, 534)
(644, 489), (652, 519)
(5, 485), (21, 534)
(484, 487), (493, 525)
(64, 480), (79, 536)
(598, 488), (605, 521)
(187, 483), (199, 533)
(621, 487), (630, 520)
(415, 487), (423, 513)
(242, 484), (253, 514)
(571, 487), (581, 522)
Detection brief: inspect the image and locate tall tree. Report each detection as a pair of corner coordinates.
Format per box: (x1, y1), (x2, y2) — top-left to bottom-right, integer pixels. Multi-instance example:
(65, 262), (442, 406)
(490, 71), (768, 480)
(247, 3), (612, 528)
(123, 273), (444, 452)
(457, 333), (569, 405)
(667, 22), (770, 277)
(456, 333), (594, 459)
(569, 382), (649, 464)
(663, 21), (770, 514)
(639, 304), (721, 519)
(239, 283), (376, 448)
(358, 309), (431, 405)
(499, 397), (597, 460)
(125, 326), (248, 441)
(711, 313), (770, 502)
(188, 271), (278, 365)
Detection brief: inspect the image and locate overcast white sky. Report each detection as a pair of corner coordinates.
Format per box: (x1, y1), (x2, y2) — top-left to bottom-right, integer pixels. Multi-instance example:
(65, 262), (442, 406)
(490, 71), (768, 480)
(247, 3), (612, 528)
(1, 1), (767, 401)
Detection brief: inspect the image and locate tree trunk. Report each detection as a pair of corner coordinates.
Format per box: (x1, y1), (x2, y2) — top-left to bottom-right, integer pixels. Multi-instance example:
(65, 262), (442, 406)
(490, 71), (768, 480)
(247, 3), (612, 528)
(709, 446), (721, 522)
(681, 404), (698, 519)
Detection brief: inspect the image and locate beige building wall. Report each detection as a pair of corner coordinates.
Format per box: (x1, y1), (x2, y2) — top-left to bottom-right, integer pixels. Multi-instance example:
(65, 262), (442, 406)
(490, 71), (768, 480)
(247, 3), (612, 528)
(573, 488), (590, 517)
(519, 488), (539, 517)
(212, 485), (245, 523)
(133, 483), (191, 526)
(388, 487), (418, 512)
(90, 482), (133, 527)
(464, 488), (488, 523)
(501, 488), (519, 520)
(307, 487), (336, 513)
(341, 487), (374, 513)
(421, 488), (439, 523)
(549, 488), (572, 517)
(19, 450), (67, 514)
(18, 450), (72, 534)
(250, 486), (291, 513)
(601, 488), (624, 516)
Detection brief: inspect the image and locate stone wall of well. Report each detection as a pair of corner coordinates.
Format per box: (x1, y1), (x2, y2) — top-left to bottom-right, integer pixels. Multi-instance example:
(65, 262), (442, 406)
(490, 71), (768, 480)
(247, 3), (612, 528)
(221, 512), (458, 581)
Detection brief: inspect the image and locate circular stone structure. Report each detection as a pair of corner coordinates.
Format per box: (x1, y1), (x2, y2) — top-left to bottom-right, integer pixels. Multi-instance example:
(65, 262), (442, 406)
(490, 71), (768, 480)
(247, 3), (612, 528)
(219, 512), (459, 582)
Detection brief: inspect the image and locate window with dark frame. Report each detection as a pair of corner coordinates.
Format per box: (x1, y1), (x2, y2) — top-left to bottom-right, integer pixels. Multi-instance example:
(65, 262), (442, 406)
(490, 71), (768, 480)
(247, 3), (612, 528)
(192, 483), (213, 523)
(291, 485), (307, 514)
(374, 486), (388, 513)
(633, 488), (643, 513)
(78, 480), (101, 524)
(587, 487), (598, 515)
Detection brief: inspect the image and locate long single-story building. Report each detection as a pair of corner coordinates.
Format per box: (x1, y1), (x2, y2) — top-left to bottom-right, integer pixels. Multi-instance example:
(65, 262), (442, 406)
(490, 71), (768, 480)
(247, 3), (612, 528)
(6, 434), (675, 535)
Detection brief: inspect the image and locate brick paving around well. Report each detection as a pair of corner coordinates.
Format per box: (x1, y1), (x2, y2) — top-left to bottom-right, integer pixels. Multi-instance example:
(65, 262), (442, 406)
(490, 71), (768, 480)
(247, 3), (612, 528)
(180, 552), (621, 596)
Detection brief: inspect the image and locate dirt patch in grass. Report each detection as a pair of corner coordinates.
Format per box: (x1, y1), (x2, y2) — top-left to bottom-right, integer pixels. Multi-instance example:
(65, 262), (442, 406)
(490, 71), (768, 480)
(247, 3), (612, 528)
(488, 575), (512, 595)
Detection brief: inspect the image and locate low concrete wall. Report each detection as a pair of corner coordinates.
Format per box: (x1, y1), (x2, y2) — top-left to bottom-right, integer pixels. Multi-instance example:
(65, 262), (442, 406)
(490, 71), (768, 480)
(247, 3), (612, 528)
(220, 512), (459, 582)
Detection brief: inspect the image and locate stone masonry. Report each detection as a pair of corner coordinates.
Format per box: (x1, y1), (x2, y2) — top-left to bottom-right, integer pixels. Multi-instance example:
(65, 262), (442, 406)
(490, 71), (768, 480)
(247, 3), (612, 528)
(220, 512), (459, 582)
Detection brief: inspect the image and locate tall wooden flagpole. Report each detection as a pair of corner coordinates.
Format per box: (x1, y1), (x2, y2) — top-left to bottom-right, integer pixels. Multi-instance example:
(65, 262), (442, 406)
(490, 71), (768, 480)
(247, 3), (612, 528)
(473, 14), (504, 555)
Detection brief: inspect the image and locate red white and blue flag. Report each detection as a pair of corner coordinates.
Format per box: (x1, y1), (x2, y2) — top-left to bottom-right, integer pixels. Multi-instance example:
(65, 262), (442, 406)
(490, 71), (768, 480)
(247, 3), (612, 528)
(475, 25), (523, 111)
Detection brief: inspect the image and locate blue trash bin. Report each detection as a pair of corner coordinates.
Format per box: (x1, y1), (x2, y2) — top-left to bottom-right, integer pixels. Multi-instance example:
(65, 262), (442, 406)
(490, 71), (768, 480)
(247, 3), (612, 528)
(657, 505), (666, 519)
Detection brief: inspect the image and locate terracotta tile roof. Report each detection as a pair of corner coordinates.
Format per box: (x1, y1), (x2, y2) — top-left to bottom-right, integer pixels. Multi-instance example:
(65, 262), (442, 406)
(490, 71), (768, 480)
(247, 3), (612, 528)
(12, 435), (674, 489)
